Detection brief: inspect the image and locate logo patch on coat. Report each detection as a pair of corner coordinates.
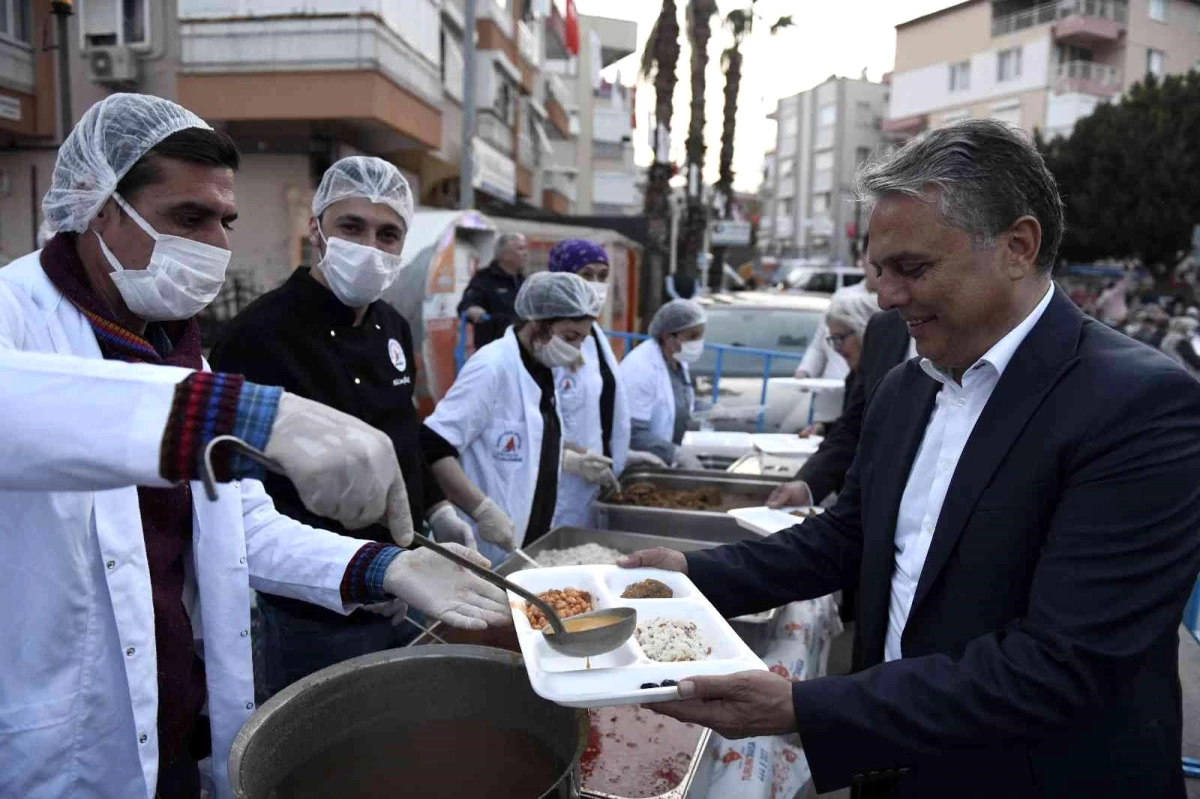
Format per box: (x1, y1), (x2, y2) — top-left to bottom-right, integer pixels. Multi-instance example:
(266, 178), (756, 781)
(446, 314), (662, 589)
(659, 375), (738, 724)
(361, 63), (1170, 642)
(388, 338), (407, 373)
(494, 431), (524, 462)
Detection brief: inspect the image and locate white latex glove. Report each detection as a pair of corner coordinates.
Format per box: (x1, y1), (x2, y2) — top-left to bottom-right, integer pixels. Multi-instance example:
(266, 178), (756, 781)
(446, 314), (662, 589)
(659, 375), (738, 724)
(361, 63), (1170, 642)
(362, 598), (409, 627)
(469, 496), (515, 550)
(264, 393), (414, 546)
(428, 502), (477, 550)
(766, 480), (813, 510)
(562, 450), (619, 490)
(381, 545), (512, 630)
(625, 450), (668, 470)
(674, 450), (705, 471)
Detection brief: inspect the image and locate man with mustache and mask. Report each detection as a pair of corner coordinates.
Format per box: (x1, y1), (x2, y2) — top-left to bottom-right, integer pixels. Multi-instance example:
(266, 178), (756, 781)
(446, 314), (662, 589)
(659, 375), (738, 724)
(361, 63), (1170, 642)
(210, 156), (477, 698)
(0, 96), (509, 799)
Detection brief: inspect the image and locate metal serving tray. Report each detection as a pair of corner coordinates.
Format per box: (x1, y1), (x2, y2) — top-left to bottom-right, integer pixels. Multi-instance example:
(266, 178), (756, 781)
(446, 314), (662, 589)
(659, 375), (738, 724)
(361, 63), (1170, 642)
(593, 470), (787, 541)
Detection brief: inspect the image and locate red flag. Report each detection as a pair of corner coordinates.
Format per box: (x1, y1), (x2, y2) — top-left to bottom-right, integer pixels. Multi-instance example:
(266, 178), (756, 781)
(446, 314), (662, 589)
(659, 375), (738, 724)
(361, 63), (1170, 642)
(564, 0), (581, 55)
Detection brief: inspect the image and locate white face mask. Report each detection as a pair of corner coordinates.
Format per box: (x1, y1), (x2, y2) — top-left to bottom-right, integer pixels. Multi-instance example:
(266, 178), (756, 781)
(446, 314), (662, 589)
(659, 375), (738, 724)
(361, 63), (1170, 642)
(590, 281), (609, 310)
(95, 193), (231, 321)
(534, 334), (583, 368)
(674, 338), (705, 364)
(316, 222), (406, 307)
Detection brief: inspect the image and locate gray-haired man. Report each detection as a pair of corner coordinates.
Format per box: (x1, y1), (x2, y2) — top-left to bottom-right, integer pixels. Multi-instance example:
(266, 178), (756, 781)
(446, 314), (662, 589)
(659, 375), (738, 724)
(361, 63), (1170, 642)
(458, 232), (529, 348)
(619, 120), (1200, 798)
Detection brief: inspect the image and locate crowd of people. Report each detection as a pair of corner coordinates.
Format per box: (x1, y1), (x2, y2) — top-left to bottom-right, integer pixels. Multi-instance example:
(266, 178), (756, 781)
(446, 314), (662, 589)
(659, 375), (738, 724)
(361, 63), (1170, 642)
(1, 92), (1198, 799)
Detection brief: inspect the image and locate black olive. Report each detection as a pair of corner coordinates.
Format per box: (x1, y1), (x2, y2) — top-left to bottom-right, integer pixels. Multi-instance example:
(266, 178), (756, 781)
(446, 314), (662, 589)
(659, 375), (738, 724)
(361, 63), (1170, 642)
(660, 679), (678, 687)
(640, 682), (658, 690)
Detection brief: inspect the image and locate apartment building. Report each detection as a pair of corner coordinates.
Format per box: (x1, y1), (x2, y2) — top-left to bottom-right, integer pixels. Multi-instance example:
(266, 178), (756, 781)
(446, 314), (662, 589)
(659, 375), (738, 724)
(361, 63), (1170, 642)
(542, 13), (639, 215)
(0, 1), (605, 281)
(885, 0), (1200, 141)
(758, 76), (888, 262)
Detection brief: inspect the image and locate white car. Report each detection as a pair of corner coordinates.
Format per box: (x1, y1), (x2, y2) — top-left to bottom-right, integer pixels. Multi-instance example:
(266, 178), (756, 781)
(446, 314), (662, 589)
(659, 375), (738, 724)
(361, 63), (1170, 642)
(691, 292), (839, 433)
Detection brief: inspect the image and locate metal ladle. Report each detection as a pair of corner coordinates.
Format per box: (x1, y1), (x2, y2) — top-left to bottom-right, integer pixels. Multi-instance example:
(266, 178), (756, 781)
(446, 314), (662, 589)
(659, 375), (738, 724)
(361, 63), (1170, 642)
(199, 436), (637, 658)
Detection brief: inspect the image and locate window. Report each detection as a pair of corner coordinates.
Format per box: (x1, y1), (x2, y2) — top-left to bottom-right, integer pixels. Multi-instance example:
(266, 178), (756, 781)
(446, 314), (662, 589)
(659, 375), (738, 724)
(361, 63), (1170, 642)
(817, 104), (837, 127)
(494, 71), (515, 123)
(779, 158), (795, 179)
(990, 102), (1022, 127)
(779, 197), (794, 217)
(0, 0), (30, 44)
(949, 60), (971, 92)
(81, 0), (149, 48)
(813, 150), (833, 192)
(811, 192), (831, 214)
(780, 114), (798, 139)
(1147, 48), (1165, 77)
(1149, 0), (1167, 22)
(997, 47), (1022, 82)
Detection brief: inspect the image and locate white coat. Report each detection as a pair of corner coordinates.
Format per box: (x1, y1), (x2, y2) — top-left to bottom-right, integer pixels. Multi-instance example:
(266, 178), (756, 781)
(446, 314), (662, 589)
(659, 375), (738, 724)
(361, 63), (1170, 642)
(618, 338), (694, 446)
(551, 324), (631, 527)
(0, 252), (365, 799)
(424, 327), (564, 563)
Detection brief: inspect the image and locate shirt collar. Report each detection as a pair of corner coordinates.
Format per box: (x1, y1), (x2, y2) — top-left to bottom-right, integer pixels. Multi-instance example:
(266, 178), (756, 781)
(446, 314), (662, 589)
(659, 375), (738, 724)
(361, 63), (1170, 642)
(920, 282), (1055, 385)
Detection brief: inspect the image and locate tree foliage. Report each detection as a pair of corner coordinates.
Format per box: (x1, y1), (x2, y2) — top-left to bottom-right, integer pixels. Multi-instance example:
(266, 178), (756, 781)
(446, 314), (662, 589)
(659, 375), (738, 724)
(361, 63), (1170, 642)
(1038, 71), (1200, 283)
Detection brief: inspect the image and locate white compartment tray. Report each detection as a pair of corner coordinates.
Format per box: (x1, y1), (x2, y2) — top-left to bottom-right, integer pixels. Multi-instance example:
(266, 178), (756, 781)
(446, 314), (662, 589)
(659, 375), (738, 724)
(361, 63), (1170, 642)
(728, 505), (824, 536)
(506, 565), (767, 709)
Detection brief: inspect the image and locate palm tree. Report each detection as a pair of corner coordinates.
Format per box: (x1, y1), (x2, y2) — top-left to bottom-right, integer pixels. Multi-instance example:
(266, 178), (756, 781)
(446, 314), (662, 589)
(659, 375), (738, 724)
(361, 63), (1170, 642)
(709, 5), (793, 289)
(639, 1), (681, 319)
(677, 0), (719, 284)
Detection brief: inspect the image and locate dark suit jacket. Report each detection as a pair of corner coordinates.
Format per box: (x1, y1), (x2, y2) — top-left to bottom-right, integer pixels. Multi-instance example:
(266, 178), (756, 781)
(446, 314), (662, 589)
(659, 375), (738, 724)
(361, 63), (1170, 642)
(687, 289), (1200, 798)
(798, 310), (910, 502)
(456, 260), (523, 348)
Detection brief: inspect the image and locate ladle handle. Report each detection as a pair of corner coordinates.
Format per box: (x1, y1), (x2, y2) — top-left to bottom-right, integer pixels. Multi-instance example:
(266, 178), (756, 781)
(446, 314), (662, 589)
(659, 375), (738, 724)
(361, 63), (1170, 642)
(412, 533), (566, 635)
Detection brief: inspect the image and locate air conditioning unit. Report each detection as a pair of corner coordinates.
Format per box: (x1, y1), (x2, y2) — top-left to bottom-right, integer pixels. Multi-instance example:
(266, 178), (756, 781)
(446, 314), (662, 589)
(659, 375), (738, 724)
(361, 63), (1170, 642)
(87, 47), (138, 85)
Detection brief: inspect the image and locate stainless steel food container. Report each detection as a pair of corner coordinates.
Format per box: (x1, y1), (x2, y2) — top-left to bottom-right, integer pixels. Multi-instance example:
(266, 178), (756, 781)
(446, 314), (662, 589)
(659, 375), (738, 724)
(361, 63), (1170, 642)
(593, 470), (787, 541)
(229, 645), (586, 799)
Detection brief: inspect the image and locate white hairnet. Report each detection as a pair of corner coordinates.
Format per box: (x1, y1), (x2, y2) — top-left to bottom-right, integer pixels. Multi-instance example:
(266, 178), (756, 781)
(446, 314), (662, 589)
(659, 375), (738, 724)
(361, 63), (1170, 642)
(649, 299), (707, 339)
(312, 156), (415, 228)
(826, 292), (881, 337)
(42, 93), (212, 233)
(515, 271), (601, 321)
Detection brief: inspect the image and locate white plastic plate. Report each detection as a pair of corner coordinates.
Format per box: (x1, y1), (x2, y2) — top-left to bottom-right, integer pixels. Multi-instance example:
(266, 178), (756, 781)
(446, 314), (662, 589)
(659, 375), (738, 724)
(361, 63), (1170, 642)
(751, 434), (824, 457)
(505, 565), (768, 708)
(727, 505), (824, 537)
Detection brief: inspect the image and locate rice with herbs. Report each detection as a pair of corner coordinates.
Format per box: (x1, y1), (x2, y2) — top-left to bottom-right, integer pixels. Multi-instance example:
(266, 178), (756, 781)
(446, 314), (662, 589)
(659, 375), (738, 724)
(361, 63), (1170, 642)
(536, 543), (624, 568)
(635, 617), (710, 662)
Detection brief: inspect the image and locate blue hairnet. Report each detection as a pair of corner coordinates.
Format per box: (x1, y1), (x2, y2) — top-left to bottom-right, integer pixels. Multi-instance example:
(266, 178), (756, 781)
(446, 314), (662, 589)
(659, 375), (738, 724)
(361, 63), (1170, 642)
(548, 239), (609, 273)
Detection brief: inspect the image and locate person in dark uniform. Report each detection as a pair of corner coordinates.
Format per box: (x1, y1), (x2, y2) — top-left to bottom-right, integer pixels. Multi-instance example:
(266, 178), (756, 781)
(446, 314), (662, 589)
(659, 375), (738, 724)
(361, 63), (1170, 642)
(422, 271), (602, 566)
(457, 232), (528, 348)
(210, 156), (476, 698)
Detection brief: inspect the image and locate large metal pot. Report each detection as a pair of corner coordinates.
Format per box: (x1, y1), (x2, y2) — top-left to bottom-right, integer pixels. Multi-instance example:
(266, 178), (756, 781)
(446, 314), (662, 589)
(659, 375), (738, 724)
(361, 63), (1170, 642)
(229, 645), (587, 799)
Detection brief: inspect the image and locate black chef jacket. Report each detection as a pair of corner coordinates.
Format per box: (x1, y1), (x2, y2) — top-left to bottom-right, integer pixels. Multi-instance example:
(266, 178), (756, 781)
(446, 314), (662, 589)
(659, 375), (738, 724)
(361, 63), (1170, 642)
(210, 267), (443, 621)
(420, 338), (561, 548)
(455, 260), (523, 349)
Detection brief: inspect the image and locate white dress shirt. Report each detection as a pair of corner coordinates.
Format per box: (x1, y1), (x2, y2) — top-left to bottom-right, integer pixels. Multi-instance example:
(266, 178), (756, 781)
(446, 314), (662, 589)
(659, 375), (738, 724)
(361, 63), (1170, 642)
(884, 284), (1054, 662)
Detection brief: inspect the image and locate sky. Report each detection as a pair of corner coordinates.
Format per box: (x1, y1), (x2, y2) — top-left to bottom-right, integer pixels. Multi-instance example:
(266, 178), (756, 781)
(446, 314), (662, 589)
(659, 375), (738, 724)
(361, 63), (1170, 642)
(575, 0), (963, 193)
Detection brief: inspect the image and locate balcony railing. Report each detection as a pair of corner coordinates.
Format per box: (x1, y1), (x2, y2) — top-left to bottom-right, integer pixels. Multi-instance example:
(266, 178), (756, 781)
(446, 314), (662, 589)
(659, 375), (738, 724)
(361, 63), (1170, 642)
(477, 112), (514, 155)
(1056, 59), (1121, 91)
(991, 0), (1127, 37)
(517, 21), (538, 65)
(544, 170), (577, 202)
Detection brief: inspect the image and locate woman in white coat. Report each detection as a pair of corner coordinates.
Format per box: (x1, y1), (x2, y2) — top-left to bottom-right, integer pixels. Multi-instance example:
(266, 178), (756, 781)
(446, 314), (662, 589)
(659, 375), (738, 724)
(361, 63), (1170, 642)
(544, 239), (633, 527)
(0, 93), (508, 799)
(422, 271), (601, 564)
(619, 299), (708, 471)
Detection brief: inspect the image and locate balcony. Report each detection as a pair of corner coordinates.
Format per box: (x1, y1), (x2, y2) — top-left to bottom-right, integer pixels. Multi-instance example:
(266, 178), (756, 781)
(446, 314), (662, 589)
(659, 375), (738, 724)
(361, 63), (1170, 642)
(0, 39), (34, 95)
(593, 169), (636, 207)
(991, 0), (1127, 42)
(545, 169), (577, 202)
(477, 111), (514, 155)
(518, 133), (536, 169)
(775, 216), (795, 238)
(517, 22), (539, 67)
(1055, 60), (1121, 95)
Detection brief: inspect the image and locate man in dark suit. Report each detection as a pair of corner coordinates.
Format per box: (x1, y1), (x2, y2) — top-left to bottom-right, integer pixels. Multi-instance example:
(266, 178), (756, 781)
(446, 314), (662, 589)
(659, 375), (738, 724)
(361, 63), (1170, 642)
(620, 120), (1200, 798)
(457, 232), (527, 348)
(768, 309), (910, 508)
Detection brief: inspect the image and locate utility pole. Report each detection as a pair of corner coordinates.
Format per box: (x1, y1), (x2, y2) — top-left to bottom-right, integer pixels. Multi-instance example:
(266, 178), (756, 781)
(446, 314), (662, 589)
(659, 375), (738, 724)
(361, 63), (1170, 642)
(459, 0), (477, 210)
(50, 0), (73, 141)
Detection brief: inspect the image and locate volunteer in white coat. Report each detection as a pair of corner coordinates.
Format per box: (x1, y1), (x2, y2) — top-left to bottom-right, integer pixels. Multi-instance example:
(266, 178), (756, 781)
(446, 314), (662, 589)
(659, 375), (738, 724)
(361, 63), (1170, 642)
(0, 93), (509, 799)
(422, 271), (601, 564)
(619, 299), (708, 471)
(543, 239), (639, 527)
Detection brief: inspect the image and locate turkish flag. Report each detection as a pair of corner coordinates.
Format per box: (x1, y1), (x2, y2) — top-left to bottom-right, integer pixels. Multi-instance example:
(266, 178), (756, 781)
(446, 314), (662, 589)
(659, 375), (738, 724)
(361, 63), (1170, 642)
(564, 0), (581, 55)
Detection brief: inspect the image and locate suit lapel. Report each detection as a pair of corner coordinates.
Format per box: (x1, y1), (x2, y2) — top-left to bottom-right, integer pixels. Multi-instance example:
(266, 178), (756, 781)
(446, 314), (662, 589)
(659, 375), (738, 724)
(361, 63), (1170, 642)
(858, 360), (940, 667)
(906, 289), (1083, 623)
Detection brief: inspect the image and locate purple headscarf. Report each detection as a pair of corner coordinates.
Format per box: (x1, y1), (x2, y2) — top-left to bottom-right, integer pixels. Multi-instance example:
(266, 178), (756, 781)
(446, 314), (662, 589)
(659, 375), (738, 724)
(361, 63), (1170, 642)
(548, 238), (609, 273)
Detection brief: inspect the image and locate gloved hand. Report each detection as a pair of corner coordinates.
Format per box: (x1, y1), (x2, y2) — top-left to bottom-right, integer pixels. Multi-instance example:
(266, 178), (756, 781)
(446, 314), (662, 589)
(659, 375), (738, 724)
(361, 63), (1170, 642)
(625, 450), (668, 470)
(362, 598), (409, 627)
(469, 497), (515, 550)
(563, 450), (619, 490)
(265, 393), (414, 546)
(673, 450), (705, 471)
(427, 502), (477, 550)
(382, 544), (512, 630)
(766, 480), (813, 509)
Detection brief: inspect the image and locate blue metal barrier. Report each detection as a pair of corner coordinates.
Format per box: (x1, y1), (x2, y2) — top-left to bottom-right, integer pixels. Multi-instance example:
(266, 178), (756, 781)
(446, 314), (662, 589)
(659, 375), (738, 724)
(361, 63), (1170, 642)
(453, 312), (490, 374)
(1185, 575), (1200, 646)
(603, 332), (804, 433)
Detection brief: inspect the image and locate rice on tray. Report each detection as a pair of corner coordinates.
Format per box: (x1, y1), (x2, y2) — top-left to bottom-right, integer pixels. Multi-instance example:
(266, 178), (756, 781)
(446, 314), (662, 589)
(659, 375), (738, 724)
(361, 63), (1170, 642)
(635, 617), (711, 662)
(536, 543), (624, 567)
